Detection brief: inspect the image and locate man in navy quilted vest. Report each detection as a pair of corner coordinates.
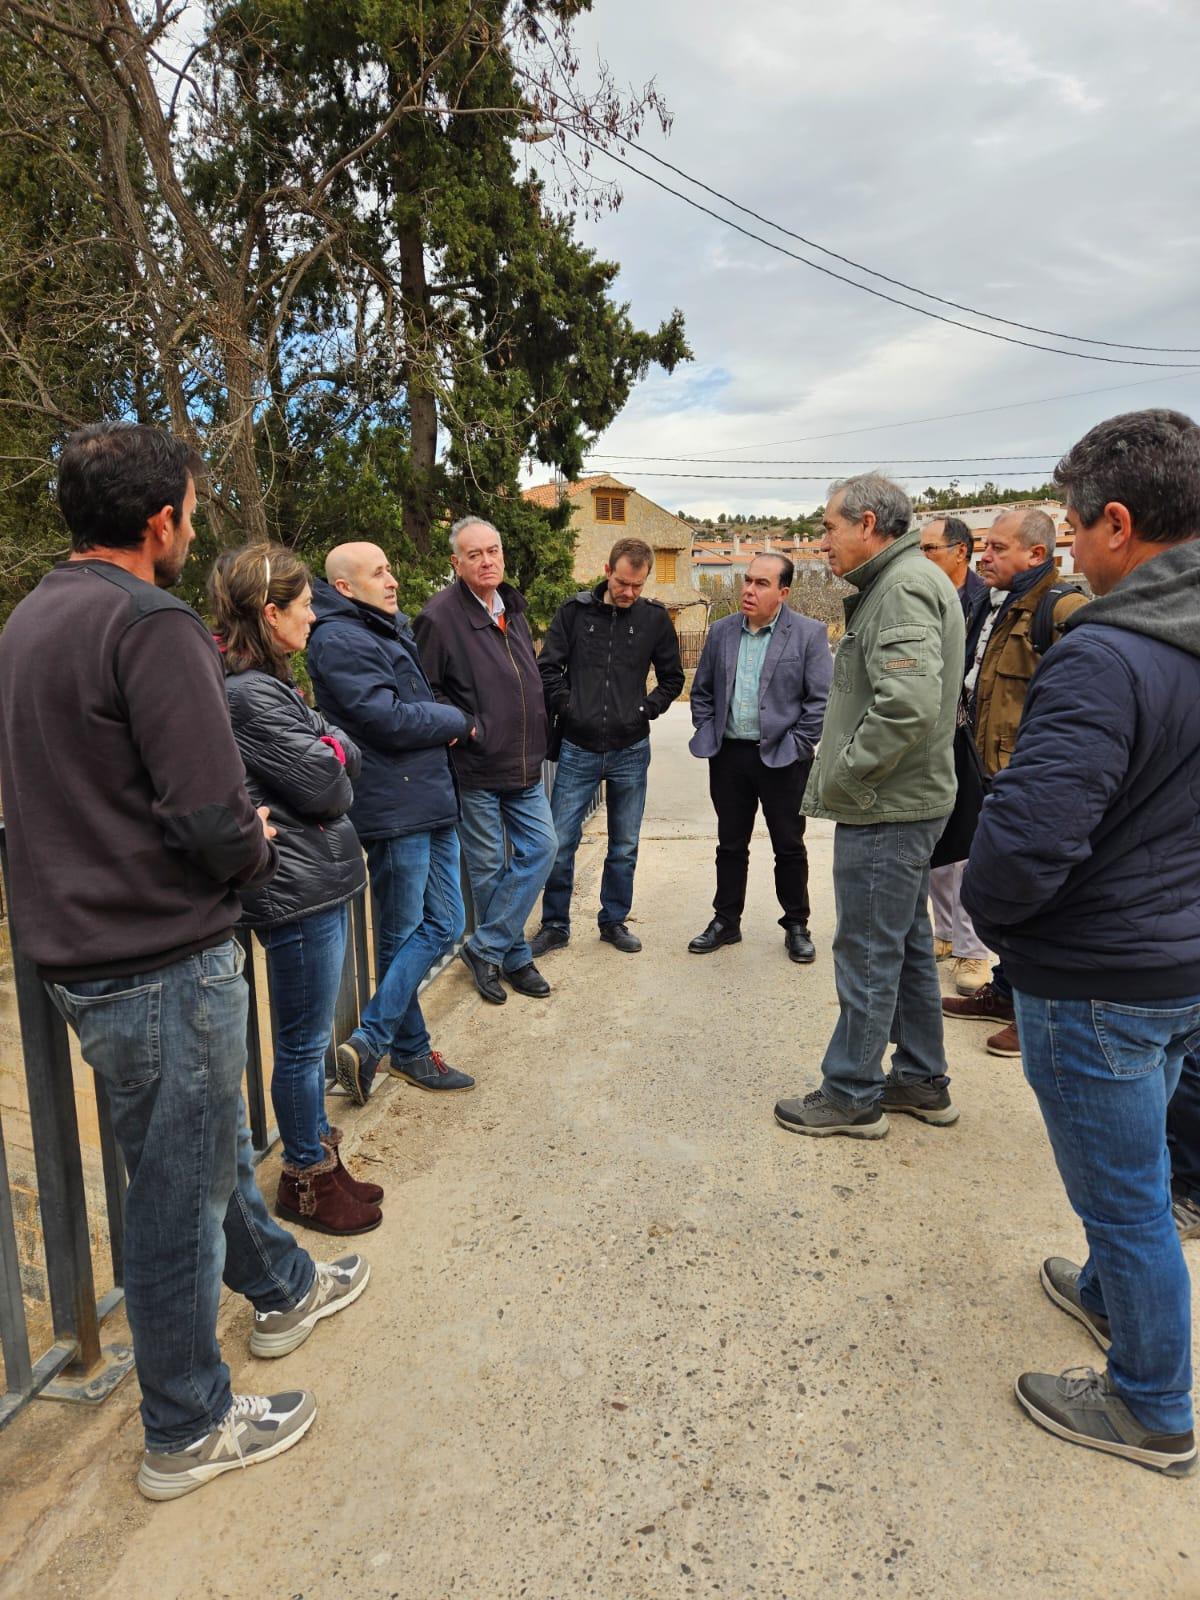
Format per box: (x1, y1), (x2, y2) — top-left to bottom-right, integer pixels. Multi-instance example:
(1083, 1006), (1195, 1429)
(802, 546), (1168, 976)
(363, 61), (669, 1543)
(964, 408), (1200, 1477)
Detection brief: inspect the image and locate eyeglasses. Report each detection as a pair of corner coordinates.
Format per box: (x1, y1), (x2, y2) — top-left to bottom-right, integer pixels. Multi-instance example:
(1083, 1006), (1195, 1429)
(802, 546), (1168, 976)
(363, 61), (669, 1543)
(918, 542), (953, 554)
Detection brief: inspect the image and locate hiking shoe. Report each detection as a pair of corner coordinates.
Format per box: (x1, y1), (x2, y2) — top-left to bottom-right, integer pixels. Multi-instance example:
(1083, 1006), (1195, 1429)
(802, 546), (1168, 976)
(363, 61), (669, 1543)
(934, 937), (953, 961)
(880, 1074), (959, 1126)
(987, 1021), (1022, 1058)
(137, 1391), (316, 1500)
(1173, 1193), (1200, 1241)
(1039, 1257), (1111, 1351)
(774, 1089), (889, 1140)
(599, 922), (642, 953)
(1015, 1367), (1196, 1475)
(953, 957), (991, 995)
(334, 1039), (373, 1107)
(941, 982), (1014, 1024)
(249, 1255), (371, 1359)
(530, 925), (569, 958)
(390, 1049), (475, 1092)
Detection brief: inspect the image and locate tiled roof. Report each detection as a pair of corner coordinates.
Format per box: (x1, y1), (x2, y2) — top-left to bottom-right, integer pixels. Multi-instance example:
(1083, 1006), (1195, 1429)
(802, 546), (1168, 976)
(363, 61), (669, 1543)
(522, 474), (631, 509)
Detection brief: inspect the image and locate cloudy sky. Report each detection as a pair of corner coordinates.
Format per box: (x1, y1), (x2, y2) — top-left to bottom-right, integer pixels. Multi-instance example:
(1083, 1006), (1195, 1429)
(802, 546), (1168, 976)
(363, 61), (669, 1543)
(525, 0), (1200, 517)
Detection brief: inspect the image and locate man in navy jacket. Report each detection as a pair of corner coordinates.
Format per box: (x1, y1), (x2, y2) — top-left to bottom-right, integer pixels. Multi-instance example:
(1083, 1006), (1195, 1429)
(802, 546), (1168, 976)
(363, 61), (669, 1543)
(307, 542), (475, 1101)
(963, 408), (1200, 1477)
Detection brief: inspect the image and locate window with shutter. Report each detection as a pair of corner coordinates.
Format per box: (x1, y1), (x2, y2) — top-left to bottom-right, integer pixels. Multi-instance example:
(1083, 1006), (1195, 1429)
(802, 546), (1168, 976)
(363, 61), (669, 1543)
(655, 551), (677, 585)
(610, 495), (626, 523)
(595, 495), (611, 521)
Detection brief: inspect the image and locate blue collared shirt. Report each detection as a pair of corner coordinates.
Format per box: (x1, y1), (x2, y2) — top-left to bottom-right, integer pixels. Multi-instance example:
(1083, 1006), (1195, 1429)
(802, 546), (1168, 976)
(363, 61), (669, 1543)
(725, 611), (779, 740)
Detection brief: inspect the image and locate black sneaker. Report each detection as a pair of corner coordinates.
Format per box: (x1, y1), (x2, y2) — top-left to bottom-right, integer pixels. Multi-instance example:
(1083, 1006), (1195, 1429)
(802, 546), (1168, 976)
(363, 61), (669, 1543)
(599, 922), (642, 953)
(1015, 1367), (1196, 1475)
(530, 925), (569, 958)
(880, 1074), (959, 1126)
(774, 1088), (889, 1140)
(1039, 1257), (1111, 1351)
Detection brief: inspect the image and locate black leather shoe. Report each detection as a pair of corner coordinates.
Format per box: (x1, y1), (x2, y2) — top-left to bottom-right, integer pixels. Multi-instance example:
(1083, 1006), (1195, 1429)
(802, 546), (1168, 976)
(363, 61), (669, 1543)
(530, 925), (570, 958)
(599, 922), (642, 953)
(506, 962), (551, 997)
(688, 918), (742, 954)
(785, 926), (816, 964)
(458, 944), (506, 1004)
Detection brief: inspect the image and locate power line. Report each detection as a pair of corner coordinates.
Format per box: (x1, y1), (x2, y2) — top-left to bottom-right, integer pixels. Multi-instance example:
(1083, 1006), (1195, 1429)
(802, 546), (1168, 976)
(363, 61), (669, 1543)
(580, 469), (1055, 482)
(585, 452), (1060, 465)
(517, 61), (1199, 355)
(567, 130), (1200, 370)
(645, 369), (1200, 456)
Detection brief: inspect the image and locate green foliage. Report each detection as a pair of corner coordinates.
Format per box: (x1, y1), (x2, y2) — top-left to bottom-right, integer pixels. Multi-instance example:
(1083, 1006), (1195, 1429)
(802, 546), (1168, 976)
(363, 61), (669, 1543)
(914, 481), (1059, 511)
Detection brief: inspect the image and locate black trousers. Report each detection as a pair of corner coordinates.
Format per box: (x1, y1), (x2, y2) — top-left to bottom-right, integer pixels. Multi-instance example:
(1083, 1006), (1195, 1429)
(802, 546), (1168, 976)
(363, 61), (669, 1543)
(1168, 1047), (1200, 1202)
(708, 737), (812, 929)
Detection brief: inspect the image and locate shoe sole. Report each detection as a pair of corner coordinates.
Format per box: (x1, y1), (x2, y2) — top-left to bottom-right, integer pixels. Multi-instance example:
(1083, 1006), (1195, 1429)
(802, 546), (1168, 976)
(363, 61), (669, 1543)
(774, 1110), (890, 1139)
(250, 1262), (372, 1359)
(1039, 1261), (1111, 1352)
(987, 1040), (1022, 1058)
(882, 1101), (960, 1126)
(942, 1009), (1014, 1024)
(274, 1202), (383, 1238)
(688, 936), (742, 955)
(389, 1069), (476, 1093)
(334, 1049), (367, 1108)
(1013, 1379), (1195, 1475)
(137, 1404), (317, 1498)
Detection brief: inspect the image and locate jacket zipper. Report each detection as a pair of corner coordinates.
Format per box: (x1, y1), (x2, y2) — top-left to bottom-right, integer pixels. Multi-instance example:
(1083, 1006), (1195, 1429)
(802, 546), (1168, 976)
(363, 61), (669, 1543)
(501, 625), (530, 786)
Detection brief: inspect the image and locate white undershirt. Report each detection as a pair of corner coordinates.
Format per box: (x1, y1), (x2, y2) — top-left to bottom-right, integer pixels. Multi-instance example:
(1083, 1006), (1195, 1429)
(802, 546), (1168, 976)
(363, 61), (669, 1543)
(964, 587), (1008, 696)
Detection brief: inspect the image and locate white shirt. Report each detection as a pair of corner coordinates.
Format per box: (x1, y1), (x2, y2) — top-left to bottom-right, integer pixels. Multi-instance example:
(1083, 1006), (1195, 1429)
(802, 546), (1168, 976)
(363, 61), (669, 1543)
(469, 586), (505, 623)
(965, 587), (1007, 696)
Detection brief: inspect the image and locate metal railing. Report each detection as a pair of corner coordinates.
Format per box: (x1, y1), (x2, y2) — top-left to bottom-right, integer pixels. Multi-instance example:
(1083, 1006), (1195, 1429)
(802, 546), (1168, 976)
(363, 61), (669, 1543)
(0, 762), (596, 1429)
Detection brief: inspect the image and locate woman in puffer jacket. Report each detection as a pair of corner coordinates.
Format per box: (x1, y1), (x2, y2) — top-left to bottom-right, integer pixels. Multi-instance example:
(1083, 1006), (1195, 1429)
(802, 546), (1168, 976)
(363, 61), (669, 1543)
(209, 543), (381, 1236)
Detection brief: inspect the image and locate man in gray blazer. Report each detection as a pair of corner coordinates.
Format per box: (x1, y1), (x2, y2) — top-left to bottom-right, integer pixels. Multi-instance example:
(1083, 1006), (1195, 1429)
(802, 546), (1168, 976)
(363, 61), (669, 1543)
(689, 554), (833, 961)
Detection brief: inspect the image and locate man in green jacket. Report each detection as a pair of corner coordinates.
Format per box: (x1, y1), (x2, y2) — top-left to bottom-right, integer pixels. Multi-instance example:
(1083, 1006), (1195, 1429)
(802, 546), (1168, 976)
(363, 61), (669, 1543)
(775, 473), (964, 1139)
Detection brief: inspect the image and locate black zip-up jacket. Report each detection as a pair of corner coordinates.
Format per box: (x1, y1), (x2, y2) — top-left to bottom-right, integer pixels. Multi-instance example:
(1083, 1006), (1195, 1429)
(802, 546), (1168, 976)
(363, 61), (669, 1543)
(538, 583), (686, 754)
(224, 668), (367, 928)
(412, 579), (548, 791)
(0, 560), (276, 980)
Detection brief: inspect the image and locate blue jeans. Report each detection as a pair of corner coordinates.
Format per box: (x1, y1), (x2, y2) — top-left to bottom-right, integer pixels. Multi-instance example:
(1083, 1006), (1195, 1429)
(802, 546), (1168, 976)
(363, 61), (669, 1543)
(351, 827), (465, 1080)
(1014, 989), (1200, 1434)
(48, 940), (313, 1452)
(820, 816), (950, 1112)
(541, 738), (650, 933)
(257, 905), (347, 1167)
(457, 784), (556, 973)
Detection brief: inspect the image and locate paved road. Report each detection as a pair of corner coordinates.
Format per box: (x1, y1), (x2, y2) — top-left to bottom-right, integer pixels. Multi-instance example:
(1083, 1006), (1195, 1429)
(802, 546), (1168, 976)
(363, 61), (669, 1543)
(1, 704), (1196, 1599)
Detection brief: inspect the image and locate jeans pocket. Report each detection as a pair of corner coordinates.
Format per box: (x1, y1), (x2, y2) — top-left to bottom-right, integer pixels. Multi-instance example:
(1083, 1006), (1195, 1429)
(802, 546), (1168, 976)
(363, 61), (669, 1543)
(1091, 1000), (1183, 1079)
(199, 938), (247, 988)
(52, 980), (163, 1089)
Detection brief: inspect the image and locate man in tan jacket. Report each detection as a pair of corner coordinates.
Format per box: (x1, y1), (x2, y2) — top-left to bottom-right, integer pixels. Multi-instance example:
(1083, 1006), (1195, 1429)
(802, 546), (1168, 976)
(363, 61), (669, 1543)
(942, 507), (1087, 1056)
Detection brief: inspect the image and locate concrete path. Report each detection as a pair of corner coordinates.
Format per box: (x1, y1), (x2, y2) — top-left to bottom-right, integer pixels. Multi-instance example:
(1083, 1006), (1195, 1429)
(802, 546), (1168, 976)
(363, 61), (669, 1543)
(1, 703), (1197, 1599)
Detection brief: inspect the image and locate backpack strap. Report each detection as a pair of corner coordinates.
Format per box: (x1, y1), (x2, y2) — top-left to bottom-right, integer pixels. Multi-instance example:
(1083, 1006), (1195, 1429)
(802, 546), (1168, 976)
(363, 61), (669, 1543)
(1030, 581), (1085, 657)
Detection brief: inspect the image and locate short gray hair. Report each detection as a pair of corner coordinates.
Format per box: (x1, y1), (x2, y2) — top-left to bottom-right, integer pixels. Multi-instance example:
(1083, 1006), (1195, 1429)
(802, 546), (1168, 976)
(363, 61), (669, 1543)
(994, 507), (1056, 553)
(828, 472), (912, 540)
(449, 515), (502, 554)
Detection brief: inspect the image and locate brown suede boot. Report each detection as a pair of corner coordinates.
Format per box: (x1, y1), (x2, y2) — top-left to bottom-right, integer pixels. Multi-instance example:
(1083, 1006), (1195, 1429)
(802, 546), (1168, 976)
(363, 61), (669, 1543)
(321, 1126), (384, 1206)
(275, 1151), (382, 1236)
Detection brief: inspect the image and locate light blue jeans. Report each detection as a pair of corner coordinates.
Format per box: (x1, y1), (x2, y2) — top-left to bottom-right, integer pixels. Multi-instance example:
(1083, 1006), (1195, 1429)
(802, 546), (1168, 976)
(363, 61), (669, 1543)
(820, 816), (950, 1111)
(457, 784), (556, 973)
(49, 940), (313, 1451)
(1015, 988), (1200, 1434)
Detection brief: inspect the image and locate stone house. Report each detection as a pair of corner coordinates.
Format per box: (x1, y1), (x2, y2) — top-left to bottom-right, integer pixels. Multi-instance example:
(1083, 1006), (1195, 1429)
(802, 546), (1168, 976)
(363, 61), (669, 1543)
(523, 474), (706, 630)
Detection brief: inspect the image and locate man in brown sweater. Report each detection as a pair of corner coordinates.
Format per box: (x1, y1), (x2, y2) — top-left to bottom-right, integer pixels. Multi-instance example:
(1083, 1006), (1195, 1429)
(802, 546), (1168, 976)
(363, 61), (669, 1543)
(0, 423), (368, 1499)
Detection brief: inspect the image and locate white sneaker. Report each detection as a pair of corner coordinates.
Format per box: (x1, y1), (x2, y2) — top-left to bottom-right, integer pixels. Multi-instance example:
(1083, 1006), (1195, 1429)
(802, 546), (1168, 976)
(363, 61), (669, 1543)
(137, 1391), (316, 1501)
(953, 957), (991, 995)
(250, 1255), (371, 1358)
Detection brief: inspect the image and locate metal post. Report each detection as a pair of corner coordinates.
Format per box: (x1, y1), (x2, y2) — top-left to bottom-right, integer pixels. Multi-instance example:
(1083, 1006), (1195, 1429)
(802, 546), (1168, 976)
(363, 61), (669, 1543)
(0, 1104), (34, 1427)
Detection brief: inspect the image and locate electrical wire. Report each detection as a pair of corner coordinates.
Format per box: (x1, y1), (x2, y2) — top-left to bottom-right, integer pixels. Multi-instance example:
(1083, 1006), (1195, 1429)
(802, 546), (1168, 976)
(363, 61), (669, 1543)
(578, 469), (1054, 482)
(567, 130), (1200, 370)
(585, 453), (1060, 465)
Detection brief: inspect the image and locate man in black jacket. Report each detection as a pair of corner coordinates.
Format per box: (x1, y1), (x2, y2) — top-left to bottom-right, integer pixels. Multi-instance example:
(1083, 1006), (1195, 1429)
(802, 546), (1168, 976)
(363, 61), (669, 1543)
(413, 518), (557, 1004)
(530, 537), (685, 956)
(0, 424), (368, 1501)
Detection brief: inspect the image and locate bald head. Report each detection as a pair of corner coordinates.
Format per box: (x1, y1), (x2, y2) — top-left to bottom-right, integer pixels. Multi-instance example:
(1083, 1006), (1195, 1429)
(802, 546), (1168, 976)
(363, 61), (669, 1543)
(325, 541), (398, 614)
(978, 508), (1057, 591)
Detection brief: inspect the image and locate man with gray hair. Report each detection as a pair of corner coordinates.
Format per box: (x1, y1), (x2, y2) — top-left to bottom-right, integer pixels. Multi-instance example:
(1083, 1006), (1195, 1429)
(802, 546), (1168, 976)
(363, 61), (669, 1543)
(412, 518), (556, 1004)
(774, 472), (964, 1138)
(942, 504), (1087, 1058)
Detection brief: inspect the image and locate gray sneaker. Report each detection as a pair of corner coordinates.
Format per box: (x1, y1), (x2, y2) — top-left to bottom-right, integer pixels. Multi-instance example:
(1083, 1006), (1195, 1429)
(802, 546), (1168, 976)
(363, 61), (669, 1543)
(249, 1254), (370, 1359)
(137, 1390), (316, 1500)
(880, 1074), (959, 1126)
(1039, 1257), (1111, 1351)
(774, 1089), (889, 1140)
(1015, 1367), (1196, 1475)
(1173, 1193), (1200, 1241)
